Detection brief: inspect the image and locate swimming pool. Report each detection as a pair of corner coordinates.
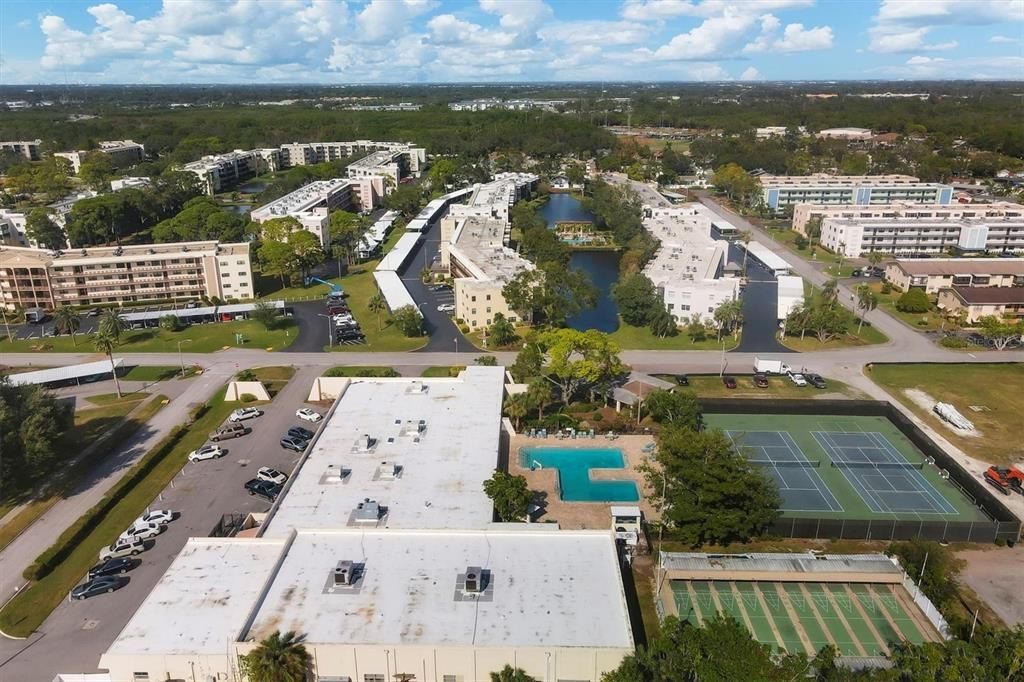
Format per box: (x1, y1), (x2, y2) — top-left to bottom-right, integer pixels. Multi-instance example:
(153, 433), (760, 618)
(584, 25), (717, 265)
(521, 446), (640, 502)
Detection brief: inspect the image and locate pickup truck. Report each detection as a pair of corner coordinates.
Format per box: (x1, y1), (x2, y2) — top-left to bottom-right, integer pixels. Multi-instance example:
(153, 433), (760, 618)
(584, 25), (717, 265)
(209, 422), (250, 442)
(754, 357), (794, 375)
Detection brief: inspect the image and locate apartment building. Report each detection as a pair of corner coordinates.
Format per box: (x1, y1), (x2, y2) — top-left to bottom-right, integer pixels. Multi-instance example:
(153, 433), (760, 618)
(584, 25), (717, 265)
(441, 173), (538, 330)
(54, 140), (144, 174)
(0, 241), (252, 310)
(759, 174), (953, 211)
(250, 178), (356, 248)
(94, 367), (634, 682)
(820, 215), (1024, 257)
(885, 258), (1024, 294)
(0, 139), (41, 160)
(641, 205), (739, 325)
(181, 150), (269, 195)
(792, 200), (1024, 235)
(345, 149), (413, 189)
(280, 140), (425, 174)
(0, 209), (28, 246)
(938, 286), (1024, 323)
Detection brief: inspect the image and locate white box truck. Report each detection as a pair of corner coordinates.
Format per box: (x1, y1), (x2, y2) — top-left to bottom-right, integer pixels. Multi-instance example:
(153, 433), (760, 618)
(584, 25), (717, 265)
(754, 357), (793, 375)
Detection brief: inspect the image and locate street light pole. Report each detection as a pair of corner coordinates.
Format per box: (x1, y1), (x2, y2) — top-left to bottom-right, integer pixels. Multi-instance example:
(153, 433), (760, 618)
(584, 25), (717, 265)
(317, 313), (333, 348)
(177, 339), (192, 377)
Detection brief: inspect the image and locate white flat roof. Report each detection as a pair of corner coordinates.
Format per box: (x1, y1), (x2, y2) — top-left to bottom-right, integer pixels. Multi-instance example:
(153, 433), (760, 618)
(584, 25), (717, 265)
(7, 359), (123, 386)
(777, 275), (804, 296)
(743, 241), (792, 271)
(244, 528), (634, 649)
(262, 366), (506, 536)
(372, 270), (418, 313)
(376, 232), (422, 272)
(101, 538), (286, 657)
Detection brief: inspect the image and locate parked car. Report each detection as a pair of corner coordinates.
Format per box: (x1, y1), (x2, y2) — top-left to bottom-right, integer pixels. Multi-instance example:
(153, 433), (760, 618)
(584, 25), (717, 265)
(257, 467), (288, 485)
(188, 444), (225, 462)
(287, 426), (314, 441)
(296, 408), (323, 423)
(805, 373), (827, 389)
(673, 374), (689, 386)
(184, 301), (199, 309)
(245, 478), (281, 502)
(86, 308), (100, 317)
(87, 556), (136, 580)
(229, 407), (262, 422)
(753, 373), (769, 388)
(99, 536), (146, 561)
(280, 436), (307, 452)
(119, 521), (163, 543)
(134, 509), (174, 527)
(789, 372), (809, 387)
(851, 268), (863, 277)
(437, 303), (456, 313)
(71, 575), (129, 600)
(722, 375), (737, 389)
(327, 305), (350, 315)
(209, 422), (250, 442)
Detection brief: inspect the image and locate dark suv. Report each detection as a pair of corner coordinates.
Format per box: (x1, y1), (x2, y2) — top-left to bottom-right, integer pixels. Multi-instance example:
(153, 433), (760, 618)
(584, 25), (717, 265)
(805, 373), (827, 389)
(753, 373), (769, 388)
(245, 478), (282, 502)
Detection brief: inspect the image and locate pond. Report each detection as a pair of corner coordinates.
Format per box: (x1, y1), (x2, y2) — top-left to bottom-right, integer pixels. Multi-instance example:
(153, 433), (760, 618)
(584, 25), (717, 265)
(223, 204), (251, 216)
(538, 193), (621, 333)
(237, 180), (268, 194)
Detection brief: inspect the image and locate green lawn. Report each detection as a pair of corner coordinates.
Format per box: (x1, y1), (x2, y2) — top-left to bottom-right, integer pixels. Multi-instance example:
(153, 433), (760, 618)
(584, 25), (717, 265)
(867, 282), (945, 331)
(869, 363), (1024, 466)
(466, 324), (530, 351)
(123, 365), (182, 382)
(420, 366), (464, 378)
(324, 366), (400, 378)
(249, 365), (296, 397)
(0, 390), (229, 637)
(781, 319), (888, 351)
(610, 322), (740, 351)
(0, 320), (297, 354)
(0, 395), (164, 555)
(658, 374), (862, 399)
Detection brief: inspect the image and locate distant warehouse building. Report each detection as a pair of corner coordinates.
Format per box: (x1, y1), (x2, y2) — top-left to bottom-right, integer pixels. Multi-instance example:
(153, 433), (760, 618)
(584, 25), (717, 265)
(758, 174), (953, 212)
(816, 127), (873, 141)
(820, 215), (1024, 257)
(885, 258), (1024, 294)
(0, 241), (253, 310)
(792, 200), (1024, 235)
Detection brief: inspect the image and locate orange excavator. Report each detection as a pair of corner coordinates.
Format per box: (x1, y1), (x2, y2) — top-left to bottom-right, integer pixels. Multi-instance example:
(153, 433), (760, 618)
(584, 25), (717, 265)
(984, 465), (1024, 495)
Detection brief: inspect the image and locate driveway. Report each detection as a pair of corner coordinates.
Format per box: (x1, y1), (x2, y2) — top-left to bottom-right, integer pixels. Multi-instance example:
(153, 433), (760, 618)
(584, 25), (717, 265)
(0, 366), (323, 681)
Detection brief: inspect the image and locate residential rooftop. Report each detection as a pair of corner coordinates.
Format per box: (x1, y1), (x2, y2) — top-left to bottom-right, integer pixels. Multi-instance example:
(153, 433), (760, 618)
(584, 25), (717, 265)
(450, 215), (534, 285)
(889, 258), (1024, 276)
(261, 366), (506, 536)
(244, 528), (635, 649)
(948, 285), (1024, 304)
(251, 178), (351, 218)
(0, 241), (249, 268)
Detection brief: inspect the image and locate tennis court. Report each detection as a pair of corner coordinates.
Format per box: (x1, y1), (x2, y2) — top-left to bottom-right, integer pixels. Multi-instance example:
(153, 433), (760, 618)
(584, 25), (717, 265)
(705, 413), (988, 522)
(670, 580), (936, 656)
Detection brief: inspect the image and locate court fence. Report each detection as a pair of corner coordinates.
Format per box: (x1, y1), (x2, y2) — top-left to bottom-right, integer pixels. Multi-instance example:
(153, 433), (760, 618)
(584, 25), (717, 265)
(700, 399), (1021, 544)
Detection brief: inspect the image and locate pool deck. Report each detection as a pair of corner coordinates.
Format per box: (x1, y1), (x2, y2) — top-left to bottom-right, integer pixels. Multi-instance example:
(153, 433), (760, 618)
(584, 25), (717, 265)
(510, 433), (660, 529)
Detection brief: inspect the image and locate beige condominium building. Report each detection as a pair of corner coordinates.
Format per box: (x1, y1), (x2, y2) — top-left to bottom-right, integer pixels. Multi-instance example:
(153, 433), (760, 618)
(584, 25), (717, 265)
(884, 258), (1024, 294)
(0, 241), (253, 310)
(441, 173), (538, 330)
(95, 367), (635, 682)
(280, 140), (425, 175)
(820, 215), (1024, 257)
(938, 285), (1024, 323)
(792, 200), (1024, 235)
(759, 173), (953, 211)
(182, 149), (281, 195)
(55, 140), (145, 174)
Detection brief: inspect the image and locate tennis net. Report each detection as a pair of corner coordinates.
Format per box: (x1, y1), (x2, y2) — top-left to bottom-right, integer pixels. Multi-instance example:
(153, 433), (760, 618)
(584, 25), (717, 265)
(830, 460), (924, 470)
(747, 459), (821, 468)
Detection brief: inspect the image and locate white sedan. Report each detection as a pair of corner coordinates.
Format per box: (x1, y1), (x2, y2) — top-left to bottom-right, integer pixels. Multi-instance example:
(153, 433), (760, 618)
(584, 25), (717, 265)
(134, 509), (173, 527)
(257, 467), (288, 485)
(296, 408), (323, 423)
(229, 407), (262, 422)
(436, 303), (456, 313)
(188, 444), (225, 462)
(119, 522), (163, 542)
(788, 372), (808, 387)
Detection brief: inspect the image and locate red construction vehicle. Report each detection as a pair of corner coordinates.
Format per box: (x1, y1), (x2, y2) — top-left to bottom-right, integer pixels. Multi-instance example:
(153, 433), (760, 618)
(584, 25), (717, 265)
(984, 466), (1024, 495)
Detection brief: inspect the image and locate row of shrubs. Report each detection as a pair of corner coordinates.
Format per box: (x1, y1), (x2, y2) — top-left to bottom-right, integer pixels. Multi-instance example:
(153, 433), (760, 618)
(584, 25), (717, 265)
(23, 402), (211, 581)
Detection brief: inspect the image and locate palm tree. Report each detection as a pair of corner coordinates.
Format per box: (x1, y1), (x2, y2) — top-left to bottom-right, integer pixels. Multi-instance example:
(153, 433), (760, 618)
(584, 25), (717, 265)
(98, 307), (125, 342)
(52, 305), (81, 347)
(821, 279), (839, 305)
(93, 331), (123, 398)
(867, 251), (885, 271)
(242, 630), (311, 682)
(525, 379), (552, 421)
(367, 293), (388, 332)
(737, 230), (753, 276)
(504, 393), (529, 431)
(856, 285), (878, 333)
(491, 665), (539, 682)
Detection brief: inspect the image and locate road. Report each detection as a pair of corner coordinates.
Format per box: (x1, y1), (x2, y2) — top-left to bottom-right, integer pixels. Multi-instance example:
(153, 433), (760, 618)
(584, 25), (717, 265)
(0, 366), (322, 682)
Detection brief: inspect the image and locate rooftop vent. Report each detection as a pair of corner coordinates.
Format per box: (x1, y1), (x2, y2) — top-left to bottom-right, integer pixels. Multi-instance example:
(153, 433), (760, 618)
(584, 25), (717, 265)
(350, 498), (385, 525)
(405, 381), (429, 395)
(353, 434), (377, 453)
(334, 560), (355, 586)
(454, 566), (494, 602)
(320, 464), (351, 484)
(376, 461), (401, 480)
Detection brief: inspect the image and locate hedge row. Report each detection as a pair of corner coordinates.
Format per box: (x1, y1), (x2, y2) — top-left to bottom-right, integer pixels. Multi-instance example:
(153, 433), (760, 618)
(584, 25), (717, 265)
(23, 401), (211, 581)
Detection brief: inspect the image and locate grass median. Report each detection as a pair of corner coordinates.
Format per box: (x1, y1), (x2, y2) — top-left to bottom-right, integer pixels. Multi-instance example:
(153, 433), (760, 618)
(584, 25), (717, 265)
(0, 388), (231, 638)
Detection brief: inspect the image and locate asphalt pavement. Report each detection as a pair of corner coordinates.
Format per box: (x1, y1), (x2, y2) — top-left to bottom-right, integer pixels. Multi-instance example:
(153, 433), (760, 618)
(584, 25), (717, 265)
(0, 366), (324, 681)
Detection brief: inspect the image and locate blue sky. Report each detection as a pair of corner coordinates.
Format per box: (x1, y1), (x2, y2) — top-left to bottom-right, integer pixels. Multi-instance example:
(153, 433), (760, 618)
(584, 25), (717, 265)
(0, 0), (1021, 84)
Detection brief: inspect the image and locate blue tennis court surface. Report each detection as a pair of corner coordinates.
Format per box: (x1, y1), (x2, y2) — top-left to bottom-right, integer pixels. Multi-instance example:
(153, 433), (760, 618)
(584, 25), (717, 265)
(726, 430), (843, 512)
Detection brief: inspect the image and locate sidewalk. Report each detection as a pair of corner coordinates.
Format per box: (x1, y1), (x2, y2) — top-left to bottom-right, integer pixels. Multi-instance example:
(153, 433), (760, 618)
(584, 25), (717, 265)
(0, 368), (230, 605)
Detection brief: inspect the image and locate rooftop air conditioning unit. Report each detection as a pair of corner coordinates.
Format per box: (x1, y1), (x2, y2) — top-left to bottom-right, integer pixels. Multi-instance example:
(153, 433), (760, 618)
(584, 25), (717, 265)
(334, 560), (355, 586)
(464, 566), (483, 593)
(378, 461), (399, 479)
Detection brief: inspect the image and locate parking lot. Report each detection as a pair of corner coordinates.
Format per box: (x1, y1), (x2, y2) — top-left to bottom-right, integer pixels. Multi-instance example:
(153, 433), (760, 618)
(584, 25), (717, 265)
(0, 366), (327, 681)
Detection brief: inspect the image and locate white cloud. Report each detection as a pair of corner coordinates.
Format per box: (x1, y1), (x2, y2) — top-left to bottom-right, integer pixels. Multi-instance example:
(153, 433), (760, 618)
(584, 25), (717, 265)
(744, 16), (832, 53)
(356, 0), (436, 44)
(906, 55), (947, 65)
(480, 0), (552, 35)
(621, 0), (812, 21)
(644, 9), (760, 60)
(739, 66), (761, 80)
(868, 26), (958, 53)
(990, 35), (1017, 44)
(875, 54), (1023, 79)
(868, 0), (1021, 53)
(539, 20), (649, 46)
